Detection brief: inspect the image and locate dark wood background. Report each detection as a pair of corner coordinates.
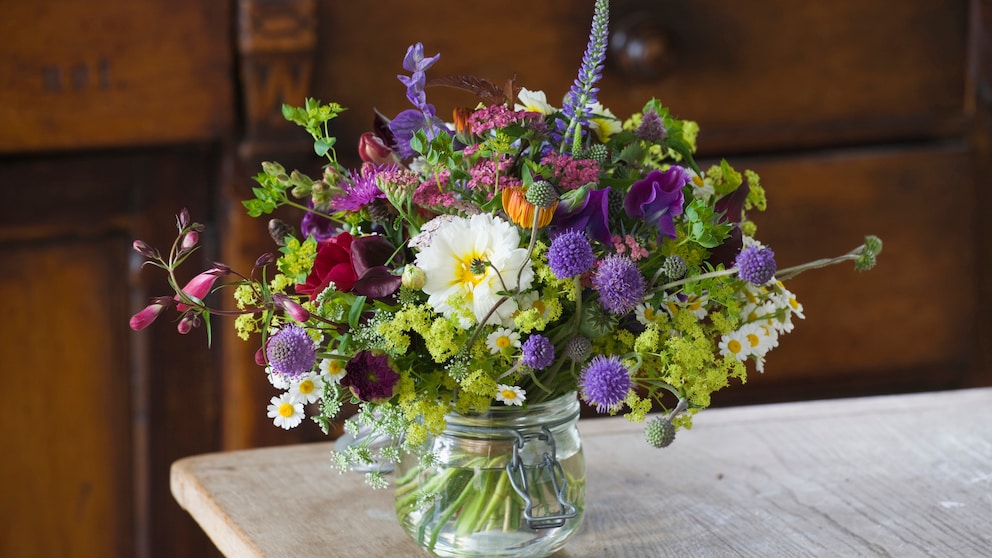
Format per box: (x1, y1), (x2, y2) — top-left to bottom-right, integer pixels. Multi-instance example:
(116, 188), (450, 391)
(2, 1), (989, 556)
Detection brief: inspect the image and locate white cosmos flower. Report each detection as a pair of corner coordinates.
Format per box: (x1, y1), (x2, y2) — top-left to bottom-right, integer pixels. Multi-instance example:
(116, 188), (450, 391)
(415, 214), (533, 328)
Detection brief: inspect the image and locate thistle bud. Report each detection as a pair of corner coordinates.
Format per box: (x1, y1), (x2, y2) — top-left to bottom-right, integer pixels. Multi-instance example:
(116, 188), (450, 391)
(644, 416), (676, 448)
(268, 219), (295, 247)
(401, 265), (427, 290)
(525, 180), (558, 209)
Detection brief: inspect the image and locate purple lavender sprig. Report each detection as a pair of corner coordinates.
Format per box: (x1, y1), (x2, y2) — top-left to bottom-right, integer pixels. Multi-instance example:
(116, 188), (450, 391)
(560, 0), (610, 155)
(390, 43), (446, 159)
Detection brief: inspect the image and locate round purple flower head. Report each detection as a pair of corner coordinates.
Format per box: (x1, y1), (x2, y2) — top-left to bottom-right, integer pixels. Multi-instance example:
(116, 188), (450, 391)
(340, 350), (400, 402)
(736, 245), (777, 285)
(580, 355), (631, 413)
(548, 229), (596, 279)
(266, 324), (316, 377)
(592, 255), (646, 315)
(521, 334), (555, 370)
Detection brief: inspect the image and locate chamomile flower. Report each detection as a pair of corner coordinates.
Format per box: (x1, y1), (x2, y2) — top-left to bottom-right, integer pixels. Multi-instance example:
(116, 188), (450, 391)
(686, 168), (716, 201)
(718, 329), (750, 362)
(740, 323), (774, 359)
(289, 373), (324, 404)
(635, 303), (663, 326)
(266, 366), (291, 390)
(267, 393), (305, 429)
(320, 357), (348, 383)
(486, 327), (521, 354)
(495, 384), (526, 406)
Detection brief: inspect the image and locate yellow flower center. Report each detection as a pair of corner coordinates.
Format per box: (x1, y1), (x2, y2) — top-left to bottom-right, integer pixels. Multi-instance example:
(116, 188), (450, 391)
(789, 296), (800, 310)
(746, 333), (761, 348)
(278, 403), (295, 418)
(455, 252), (487, 289)
(327, 360), (342, 374)
(299, 379), (314, 394)
(501, 389), (517, 400)
(496, 336), (511, 349)
(727, 339), (743, 354)
(643, 307), (656, 321)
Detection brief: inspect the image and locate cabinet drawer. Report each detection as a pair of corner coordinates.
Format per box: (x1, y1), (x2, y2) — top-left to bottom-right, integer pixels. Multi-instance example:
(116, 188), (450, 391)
(731, 144), (975, 394)
(315, 0), (967, 157)
(0, 0), (233, 153)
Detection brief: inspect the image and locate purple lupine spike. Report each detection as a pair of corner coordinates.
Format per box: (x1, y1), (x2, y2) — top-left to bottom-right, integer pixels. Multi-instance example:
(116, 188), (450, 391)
(560, 0), (610, 154)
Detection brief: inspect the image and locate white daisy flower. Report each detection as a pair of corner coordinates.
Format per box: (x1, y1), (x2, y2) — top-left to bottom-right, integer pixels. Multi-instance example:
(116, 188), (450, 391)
(515, 88), (556, 115)
(486, 327), (521, 354)
(718, 329), (750, 362)
(319, 358), (347, 384)
(266, 366), (291, 390)
(587, 102), (622, 142)
(289, 373), (324, 404)
(267, 393), (304, 429)
(686, 168), (715, 201)
(740, 323), (774, 358)
(495, 384), (527, 406)
(635, 303), (663, 326)
(415, 214), (533, 328)
(665, 292), (709, 320)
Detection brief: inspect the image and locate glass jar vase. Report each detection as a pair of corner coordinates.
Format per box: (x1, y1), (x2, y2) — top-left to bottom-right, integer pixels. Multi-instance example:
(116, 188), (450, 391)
(394, 392), (585, 558)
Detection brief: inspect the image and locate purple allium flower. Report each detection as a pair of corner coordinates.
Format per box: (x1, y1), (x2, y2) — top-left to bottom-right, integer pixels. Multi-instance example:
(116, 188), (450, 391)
(551, 187), (613, 245)
(592, 255), (646, 315)
(340, 350), (400, 402)
(548, 229), (596, 279)
(624, 167), (689, 243)
(735, 245), (777, 285)
(266, 324), (316, 377)
(521, 334), (555, 370)
(579, 354), (631, 413)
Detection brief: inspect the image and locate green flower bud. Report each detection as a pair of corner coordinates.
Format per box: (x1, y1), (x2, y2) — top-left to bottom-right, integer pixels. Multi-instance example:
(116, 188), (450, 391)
(401, 265), (427, 290)
(559, 183), (592, 213)
(578, 302), (618, 339)
(261, 161), (285, 177)
(663, 255), (687, 280)
(525, 180), (558, 209)
(645, 416), (676, 448)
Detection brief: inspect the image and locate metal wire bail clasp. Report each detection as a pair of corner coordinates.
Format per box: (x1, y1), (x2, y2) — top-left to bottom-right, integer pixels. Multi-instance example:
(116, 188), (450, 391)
(505, 426), (578, 529)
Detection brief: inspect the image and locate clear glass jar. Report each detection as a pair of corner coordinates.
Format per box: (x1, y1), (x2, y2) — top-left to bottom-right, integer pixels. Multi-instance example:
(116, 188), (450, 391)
(394, 393), (585, 558)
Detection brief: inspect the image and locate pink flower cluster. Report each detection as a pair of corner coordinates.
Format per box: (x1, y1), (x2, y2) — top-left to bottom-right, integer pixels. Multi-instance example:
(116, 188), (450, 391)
(540, 153), (601, 191)
(468, 104), (540, 135)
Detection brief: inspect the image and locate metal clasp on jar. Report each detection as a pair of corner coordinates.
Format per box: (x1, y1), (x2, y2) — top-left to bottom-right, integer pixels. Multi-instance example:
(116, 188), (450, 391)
(505, 426), (578, 529)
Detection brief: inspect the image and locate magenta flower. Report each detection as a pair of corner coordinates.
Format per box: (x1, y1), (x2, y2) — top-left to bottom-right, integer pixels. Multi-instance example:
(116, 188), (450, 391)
(624, 167), (689, 242)
(331, 164), (387, 212)
(341, 351), (400, 402)
(175, 267), (227, 312)
(551, 187), (613, 245)
(129, 299), (170, 330)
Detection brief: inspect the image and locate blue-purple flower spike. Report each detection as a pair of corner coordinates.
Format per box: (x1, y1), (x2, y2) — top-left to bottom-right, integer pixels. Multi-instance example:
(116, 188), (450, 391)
(561, 0), (610, 155)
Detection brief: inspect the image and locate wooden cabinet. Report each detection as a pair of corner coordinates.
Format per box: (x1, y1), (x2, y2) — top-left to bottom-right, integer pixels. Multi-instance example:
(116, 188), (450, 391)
(2, 1), (990, 557)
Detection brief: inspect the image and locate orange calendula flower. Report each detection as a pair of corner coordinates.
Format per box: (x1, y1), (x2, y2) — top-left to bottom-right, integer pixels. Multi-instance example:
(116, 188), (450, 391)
(501, 186), (558, 229)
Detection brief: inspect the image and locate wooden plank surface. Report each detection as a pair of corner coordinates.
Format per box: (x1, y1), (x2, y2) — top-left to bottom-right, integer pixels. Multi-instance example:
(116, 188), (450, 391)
(172, 388), (992, 557)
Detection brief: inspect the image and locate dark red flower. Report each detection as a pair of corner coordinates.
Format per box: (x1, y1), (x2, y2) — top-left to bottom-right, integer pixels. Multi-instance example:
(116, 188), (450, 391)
(296, 232), (403, 301)
(340, 350), (400, 402)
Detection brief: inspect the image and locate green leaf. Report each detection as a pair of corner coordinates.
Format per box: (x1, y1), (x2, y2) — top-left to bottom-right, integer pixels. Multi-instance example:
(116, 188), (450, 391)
(348, 295), (368, 329)
(314, 139), (331, 157)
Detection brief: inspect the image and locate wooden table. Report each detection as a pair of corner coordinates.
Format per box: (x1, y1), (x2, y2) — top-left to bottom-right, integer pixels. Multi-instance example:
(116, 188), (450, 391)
(172, 388), (992, 557)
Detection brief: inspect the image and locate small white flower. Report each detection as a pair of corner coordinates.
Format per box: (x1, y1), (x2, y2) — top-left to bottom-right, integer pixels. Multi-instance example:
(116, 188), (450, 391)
(319, 358), (347, 383)
(495, 384), (527, 406)
(635, 303), (663, 326)
(718, 329), (750, 362)
(486, 327), (521, 354)
(267, 393), (304, 429)
(515, 88), (556, 115)
(289, 373), (324, 404)
(740, 323), (774, 358)
(266, 366), (291, 390)
(686, 168), (716, 201)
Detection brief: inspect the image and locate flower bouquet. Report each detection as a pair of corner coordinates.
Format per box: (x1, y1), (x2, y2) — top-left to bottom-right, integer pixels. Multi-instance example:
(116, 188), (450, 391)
(131, 0), (881, 555)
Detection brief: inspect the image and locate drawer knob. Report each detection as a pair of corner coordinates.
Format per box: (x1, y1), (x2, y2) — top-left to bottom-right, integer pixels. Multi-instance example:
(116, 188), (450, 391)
(609, 14), (674, 80)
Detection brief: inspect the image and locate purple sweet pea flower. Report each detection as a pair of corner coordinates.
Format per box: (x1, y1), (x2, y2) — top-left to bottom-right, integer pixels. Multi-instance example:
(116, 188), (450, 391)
(624, 167), (689, 242)
(551, 187), (613, 245)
